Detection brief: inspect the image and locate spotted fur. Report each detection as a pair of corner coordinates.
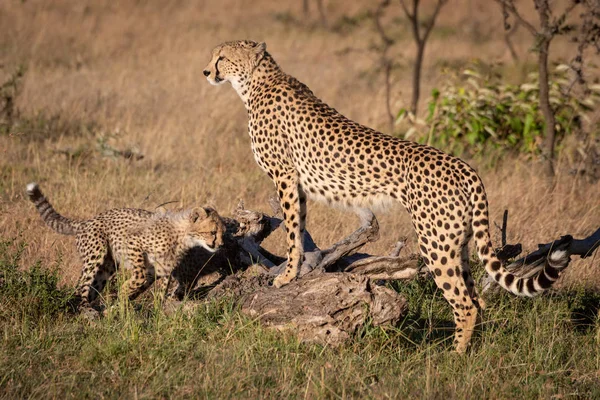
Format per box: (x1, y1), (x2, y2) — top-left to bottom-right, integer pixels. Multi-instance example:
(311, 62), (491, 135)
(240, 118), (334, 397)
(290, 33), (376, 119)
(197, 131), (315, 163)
(203, 40), (570, 352)
(26, 183), (225, 307)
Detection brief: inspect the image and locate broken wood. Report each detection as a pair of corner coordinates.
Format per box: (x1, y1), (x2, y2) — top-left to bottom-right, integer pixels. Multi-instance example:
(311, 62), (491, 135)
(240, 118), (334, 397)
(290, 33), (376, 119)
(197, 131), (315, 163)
(186, 202), (598, 345)
(242, 269), (408, 346)
(481, 212), (600, 294)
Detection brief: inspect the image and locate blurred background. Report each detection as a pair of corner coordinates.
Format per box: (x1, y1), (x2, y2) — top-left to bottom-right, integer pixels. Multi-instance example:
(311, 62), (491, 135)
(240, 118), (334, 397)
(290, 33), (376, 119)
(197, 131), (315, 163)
(1, 0), (598, 287)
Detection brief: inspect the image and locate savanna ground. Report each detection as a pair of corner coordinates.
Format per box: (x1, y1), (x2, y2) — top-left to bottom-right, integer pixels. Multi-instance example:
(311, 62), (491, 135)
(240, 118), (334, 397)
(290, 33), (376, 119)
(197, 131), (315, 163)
(1, 0), (599, 398)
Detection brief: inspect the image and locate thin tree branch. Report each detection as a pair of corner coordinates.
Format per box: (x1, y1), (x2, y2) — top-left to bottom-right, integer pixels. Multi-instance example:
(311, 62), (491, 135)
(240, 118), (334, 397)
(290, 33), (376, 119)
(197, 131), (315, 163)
(374, 0), (395, 132)
(493, 0), (539, 36)
(422, 0), (448, 43)
(398, 0), (413, 20)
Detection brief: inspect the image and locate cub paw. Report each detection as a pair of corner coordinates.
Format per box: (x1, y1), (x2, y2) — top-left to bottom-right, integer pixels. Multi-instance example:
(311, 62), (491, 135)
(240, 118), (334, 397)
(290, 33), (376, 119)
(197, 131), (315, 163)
(273, 274), (293, 288)
(477, 297), (487, 311)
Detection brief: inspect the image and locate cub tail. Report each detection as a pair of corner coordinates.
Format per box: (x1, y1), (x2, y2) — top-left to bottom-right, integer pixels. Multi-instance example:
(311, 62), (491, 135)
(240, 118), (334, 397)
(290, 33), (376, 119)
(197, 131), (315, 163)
(26, 183), (77, 236)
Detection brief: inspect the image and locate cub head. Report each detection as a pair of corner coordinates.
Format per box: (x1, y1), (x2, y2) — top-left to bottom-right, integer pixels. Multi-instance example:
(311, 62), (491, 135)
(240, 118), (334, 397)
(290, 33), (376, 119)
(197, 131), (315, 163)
(185, 207), (226, 253)
(203, 40), (266, 87)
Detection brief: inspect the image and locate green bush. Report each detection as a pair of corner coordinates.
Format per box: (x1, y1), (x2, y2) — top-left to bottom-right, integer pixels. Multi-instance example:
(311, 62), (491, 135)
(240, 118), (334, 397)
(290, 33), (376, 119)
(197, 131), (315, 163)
(399, 64), (600, 159)
(0, 237), (74, 322)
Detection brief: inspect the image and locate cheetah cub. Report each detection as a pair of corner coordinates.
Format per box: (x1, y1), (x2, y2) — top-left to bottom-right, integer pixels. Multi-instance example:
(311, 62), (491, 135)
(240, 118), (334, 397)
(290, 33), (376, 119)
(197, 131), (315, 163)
(204, 40), (570, 352)
(26, 183), (226, 308)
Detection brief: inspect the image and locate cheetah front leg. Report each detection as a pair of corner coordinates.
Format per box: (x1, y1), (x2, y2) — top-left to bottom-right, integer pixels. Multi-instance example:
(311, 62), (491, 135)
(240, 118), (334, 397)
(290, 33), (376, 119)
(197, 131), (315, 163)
(272, 171), (305, 288)
(122, 250), (156, 300)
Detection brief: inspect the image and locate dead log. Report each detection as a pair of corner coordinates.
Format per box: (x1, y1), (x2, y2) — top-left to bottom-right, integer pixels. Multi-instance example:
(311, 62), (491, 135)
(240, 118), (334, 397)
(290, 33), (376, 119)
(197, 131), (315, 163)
(192, 203), (412, 345)
(191, 202), (598, 344)
(208, 203), (597, 290)
(481, 211), (600, 294)
(242, 269), (408, 346)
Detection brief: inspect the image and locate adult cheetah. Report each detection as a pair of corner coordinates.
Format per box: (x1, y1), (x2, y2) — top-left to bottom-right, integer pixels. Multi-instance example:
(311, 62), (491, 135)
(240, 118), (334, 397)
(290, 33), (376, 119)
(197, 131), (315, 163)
(203, 40), (570, 352)
(27, 183), (226, 308)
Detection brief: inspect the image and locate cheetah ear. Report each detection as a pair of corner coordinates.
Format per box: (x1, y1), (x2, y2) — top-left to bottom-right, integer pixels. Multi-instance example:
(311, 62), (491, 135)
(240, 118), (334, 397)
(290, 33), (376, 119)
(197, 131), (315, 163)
(253, 42), (266, 58)
(189, 207), (208, 223)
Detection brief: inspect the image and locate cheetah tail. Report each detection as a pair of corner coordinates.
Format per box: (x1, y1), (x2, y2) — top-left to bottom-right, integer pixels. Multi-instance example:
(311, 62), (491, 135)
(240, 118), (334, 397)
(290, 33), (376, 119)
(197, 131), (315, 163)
(26, 183), (77, 236)
(470, 182), (570, 297)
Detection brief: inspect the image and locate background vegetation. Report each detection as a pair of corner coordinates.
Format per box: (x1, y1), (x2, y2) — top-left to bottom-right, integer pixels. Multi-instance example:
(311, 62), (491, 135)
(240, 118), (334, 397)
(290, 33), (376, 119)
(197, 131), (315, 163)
(1, 0), (599, 397)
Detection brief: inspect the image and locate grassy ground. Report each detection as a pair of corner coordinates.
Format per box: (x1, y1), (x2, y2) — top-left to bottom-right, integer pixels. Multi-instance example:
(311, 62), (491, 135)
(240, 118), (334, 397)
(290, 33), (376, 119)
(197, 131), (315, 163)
(1, 0), (600, 398)
(1, 237), (599, 398)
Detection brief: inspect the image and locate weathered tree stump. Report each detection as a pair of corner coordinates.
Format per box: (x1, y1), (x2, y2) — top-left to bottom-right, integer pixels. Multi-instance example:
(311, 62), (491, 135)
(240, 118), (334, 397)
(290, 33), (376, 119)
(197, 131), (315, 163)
(241, 270), (407, 346)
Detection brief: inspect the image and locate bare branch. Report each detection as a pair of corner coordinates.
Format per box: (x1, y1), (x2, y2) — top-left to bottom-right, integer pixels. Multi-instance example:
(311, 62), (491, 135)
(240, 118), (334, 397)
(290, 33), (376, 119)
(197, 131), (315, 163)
(375, 0), (393, 46)
(510, 227), (600, 269)
(503, 16), (521, 62)
(493, 0), (539, 36)
(422, 0), (448, 43)
(397, 0), (446, 115)
(482, 226), (600, 294)
(398, 0), (413, 20)
(345, 254), (421, 280)
(374, 0), (395, 132)
(267, 209), (380, 277)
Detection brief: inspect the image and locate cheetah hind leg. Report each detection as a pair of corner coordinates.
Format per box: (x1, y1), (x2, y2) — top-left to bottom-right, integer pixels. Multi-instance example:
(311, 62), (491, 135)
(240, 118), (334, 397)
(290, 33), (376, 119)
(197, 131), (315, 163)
(461, 243), (486, 311)
(427, 246), (478, 353)
(74, 237), (111, 309)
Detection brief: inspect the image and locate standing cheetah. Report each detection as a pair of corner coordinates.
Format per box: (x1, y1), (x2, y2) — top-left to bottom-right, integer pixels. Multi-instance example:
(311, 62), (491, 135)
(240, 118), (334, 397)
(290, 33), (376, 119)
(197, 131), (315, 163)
(26, 183), (226, 308)
(203, 40), (570, 351)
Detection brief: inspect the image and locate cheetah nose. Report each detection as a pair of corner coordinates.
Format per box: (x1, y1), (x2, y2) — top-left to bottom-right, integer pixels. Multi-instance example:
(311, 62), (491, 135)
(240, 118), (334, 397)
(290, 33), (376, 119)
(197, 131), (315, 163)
(203, 70), (210, 77)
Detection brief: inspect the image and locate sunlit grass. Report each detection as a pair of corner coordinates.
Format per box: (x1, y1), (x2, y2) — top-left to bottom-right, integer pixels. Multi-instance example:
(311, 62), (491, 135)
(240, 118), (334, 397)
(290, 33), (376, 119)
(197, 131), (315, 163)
(1, 238), (599, 398)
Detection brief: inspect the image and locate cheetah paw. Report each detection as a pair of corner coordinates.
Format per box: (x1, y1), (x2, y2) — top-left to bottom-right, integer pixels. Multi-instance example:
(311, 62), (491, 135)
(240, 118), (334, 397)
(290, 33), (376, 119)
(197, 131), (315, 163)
(273, 274), (292, 288)
(477, 297), (487, 311)
(79, 306), (102, 321)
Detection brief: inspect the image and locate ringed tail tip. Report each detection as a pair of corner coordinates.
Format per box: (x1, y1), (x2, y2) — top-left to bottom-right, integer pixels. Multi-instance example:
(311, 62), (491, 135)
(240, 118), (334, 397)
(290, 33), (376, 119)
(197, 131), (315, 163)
(26, 182), (42, 200)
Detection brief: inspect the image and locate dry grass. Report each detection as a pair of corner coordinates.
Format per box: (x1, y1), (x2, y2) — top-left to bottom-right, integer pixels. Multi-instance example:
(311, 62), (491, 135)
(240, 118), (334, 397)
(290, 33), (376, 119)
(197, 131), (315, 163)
(1, 0), (598, 287)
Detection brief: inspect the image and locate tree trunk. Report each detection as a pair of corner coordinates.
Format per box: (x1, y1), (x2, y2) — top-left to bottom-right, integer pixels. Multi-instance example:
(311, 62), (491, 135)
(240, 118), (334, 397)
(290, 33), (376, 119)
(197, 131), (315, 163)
(316, 0), (328, 28)
(537, 37), (556, 177)
(303, 0), (309, 17)
(411, 40), (425, 116)
(384, 61), (394, 133)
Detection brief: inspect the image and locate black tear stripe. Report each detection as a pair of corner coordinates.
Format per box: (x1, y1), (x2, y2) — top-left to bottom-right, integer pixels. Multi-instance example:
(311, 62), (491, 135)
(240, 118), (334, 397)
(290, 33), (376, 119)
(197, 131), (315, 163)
(215, 59), (221, 79)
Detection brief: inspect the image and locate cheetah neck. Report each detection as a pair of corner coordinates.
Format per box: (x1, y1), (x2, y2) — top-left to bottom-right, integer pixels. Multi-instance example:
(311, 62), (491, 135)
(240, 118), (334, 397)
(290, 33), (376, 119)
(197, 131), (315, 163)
(235, 53), (283, 110)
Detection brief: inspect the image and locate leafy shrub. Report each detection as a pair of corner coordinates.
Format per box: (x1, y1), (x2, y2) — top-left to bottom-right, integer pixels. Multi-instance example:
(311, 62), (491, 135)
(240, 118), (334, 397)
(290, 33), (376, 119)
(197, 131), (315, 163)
(399, 64), (600, 159)
(0, 237), (73, 322)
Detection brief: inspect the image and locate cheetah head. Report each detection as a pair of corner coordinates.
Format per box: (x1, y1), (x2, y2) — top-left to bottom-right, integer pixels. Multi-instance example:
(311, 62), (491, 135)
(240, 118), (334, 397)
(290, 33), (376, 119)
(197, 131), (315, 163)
(203, 40), (266, 87)
(184, 207), (226, 253)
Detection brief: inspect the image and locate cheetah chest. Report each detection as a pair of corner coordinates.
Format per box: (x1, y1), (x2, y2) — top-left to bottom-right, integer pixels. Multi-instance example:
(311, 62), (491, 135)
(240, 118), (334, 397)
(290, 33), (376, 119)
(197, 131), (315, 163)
(248, 116), (294, 174)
